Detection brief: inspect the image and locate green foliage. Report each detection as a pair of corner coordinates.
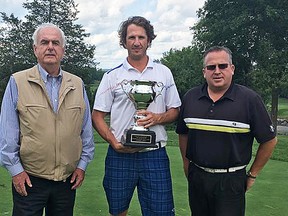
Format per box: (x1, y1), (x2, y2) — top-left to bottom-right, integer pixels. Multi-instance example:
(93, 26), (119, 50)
(161, 46), (204, 97)
(91, 69), (105, 82)
(192, 0), (254, 86)
(192, 0), (288, 86)
(0, 14), (34, 105)
(249, 41), (288, 94)
(0, 0), (98, 106)
(278, 98), (288, 119)
(191, 0), (288, 127)
(22, 0), (97, 68)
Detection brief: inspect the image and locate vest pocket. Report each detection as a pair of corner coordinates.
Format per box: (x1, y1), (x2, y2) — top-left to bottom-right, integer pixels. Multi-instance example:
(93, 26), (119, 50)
(24, 104), (47, 116)
(18, 104), (48, 134)
(65, 105), (84, 133)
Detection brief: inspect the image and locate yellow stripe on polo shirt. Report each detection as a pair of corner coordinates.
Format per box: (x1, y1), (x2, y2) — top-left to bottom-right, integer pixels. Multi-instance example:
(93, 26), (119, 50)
(184, 118), (250, 133)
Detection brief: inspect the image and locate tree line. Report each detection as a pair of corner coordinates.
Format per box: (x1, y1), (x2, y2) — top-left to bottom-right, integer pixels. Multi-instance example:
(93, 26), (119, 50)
(161, 0), (288, 129)
(0, 0), (100, 106)
(1, 0), (288, 129)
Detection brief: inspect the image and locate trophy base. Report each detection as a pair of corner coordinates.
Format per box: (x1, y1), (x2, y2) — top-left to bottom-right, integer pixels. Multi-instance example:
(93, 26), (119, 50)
(123, 129), (158, 148)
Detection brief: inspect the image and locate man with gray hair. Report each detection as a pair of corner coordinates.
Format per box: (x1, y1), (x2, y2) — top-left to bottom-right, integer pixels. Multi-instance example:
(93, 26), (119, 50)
(0, 23), (94, 216)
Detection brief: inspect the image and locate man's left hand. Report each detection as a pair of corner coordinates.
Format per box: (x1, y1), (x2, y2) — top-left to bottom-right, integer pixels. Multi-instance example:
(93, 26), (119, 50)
(70, 168), (85, 190)
(246, 177), (256, 191)
(136, 110), (158, 128)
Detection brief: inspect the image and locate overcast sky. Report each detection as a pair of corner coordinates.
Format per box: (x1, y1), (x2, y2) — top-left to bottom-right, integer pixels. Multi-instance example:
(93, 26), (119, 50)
(2, 0), (205, 69)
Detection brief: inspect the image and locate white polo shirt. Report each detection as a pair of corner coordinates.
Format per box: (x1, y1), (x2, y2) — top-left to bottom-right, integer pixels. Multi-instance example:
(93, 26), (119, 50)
(93, 57), (181, 145)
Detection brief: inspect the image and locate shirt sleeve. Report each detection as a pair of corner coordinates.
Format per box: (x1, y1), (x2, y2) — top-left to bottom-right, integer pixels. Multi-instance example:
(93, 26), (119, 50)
(93, 72), (114, 112)
(77, 84), (95, 171)
(176, 92), (189, 135)
(164, 69), (181, 109)
(0, 76), (25, 176)
(250, 94), (276, 144)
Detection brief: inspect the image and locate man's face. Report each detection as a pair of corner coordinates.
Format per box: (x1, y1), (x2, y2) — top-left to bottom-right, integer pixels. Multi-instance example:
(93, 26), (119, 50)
(33, 27), (65, 71)
(203, 50), (235, 92)
(125, 24), (149, 60)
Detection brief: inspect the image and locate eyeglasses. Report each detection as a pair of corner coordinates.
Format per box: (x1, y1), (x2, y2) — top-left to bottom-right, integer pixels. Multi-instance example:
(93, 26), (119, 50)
(205, 63), (229, 71)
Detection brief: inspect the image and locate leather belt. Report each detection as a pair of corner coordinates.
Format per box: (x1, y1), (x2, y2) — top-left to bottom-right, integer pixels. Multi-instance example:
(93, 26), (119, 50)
(193, 163), (246, 173)
(139, 141), (167, 152)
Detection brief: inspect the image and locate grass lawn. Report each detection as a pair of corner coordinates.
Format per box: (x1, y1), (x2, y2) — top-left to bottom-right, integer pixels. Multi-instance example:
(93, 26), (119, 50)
(1, 134), (288, 216)
(278, 98), (288, 119)
(1, 98), (288, 215)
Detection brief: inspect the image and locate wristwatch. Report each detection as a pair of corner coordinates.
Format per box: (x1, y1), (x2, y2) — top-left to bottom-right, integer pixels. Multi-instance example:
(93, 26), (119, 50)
(247, 171), (257, 179)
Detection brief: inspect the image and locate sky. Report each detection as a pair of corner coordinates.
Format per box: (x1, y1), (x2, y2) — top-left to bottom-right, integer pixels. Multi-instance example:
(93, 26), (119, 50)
(1, 0), (205, 69)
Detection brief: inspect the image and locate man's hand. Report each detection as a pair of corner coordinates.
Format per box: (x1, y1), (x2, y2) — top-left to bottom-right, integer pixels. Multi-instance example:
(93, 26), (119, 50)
(12, 171), (32, 196)
(71, 168), (86, 190)
(112, 142), (144, 153)
(136, 110), (158, 128)
(246, 177), (256, 191)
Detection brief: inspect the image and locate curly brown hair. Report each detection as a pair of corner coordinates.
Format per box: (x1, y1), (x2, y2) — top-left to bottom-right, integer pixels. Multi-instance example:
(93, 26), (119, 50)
(118, 16), (157, 48)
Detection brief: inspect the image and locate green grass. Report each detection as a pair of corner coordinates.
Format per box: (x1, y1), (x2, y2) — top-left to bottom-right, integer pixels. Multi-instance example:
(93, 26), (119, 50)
(254, 135), (288, 162)
(0, 143), (189, 216)
(1, 133), (288, 216)
(278, 98), (288, 119)
(1, 98), (287, 215)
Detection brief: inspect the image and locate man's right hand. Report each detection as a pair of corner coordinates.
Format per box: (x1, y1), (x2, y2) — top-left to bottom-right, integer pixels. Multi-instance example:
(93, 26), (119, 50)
(12, 171), (32, 196)
(112, 142), (144, 153)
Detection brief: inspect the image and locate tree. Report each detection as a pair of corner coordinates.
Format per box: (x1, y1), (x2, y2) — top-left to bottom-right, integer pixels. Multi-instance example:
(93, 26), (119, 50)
(22, 0), (97, 68)
(0, 14), (34, 106)
(191, 0), (288, 129)
(161, 46), (203, 97)
(250, 40), (288, 126)
(0, 0), (98, 106)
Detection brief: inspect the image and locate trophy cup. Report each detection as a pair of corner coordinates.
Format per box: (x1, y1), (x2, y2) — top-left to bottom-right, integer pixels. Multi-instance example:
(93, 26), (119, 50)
(120, 80), (164, 148)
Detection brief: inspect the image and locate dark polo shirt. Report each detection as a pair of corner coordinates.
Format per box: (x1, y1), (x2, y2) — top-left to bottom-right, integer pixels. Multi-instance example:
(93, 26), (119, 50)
(176, 82), (276, 169)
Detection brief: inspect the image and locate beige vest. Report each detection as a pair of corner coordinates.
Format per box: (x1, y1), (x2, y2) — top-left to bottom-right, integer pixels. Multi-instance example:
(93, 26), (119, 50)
(13, 66), (85, 181)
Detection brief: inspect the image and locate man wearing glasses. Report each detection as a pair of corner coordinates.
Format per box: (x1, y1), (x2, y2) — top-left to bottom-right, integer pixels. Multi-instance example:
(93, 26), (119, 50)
(176, 46), (277, 216)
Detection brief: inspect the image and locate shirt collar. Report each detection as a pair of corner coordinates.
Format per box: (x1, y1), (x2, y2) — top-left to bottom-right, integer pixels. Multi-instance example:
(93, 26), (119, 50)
(199, 82), (235, 101)
(38, 64), (63, 83)
(123, 56), (154, 71)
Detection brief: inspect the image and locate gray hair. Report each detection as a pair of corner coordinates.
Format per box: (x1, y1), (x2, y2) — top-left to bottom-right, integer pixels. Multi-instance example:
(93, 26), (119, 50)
(203, 46), (233, 65)
(32, 23), (66, 47)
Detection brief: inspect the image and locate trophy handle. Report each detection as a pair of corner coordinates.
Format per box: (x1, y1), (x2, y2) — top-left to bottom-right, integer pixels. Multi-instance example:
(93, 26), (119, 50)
(152, 81), (164, 101)
(120, 79), (137, 109)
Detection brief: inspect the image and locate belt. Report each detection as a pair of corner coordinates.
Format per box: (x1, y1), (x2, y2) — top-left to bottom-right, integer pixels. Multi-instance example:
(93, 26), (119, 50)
(138, 141), (167, 152)
(156, 141), (165, 148)
(193, 163), (246, 173)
